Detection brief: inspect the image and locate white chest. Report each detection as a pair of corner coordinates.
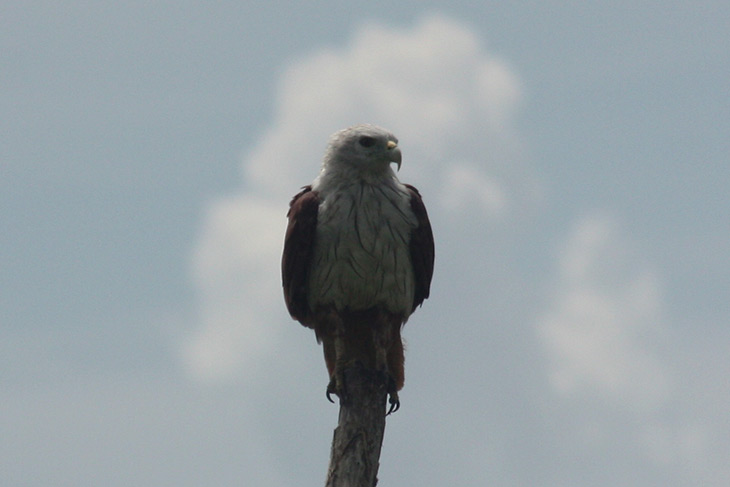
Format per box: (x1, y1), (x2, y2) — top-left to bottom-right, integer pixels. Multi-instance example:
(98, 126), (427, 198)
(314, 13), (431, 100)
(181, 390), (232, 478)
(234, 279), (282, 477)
(308, 181), (417, 316)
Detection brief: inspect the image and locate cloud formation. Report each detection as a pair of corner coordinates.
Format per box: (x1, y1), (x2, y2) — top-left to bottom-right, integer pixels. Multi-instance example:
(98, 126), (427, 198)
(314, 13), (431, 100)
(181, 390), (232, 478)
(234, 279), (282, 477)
(179, 12), (727, 486)
(183, 195), (286, 381)
(538, 214), (671, 411)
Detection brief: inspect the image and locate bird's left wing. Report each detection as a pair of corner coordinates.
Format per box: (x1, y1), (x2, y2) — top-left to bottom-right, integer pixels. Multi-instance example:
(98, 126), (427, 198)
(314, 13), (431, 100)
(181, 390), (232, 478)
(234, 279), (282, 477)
(405, 184), (435, 311)
(282, 186), (320, 323)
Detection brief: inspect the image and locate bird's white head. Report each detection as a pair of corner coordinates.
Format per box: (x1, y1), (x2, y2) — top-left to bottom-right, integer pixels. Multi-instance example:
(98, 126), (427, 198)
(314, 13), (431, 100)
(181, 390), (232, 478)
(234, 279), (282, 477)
(323, 124), (402, 177)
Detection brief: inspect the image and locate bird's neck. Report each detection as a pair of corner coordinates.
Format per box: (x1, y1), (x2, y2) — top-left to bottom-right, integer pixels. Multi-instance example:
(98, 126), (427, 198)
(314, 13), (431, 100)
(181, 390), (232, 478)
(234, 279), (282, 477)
(313, 165), (397, 192)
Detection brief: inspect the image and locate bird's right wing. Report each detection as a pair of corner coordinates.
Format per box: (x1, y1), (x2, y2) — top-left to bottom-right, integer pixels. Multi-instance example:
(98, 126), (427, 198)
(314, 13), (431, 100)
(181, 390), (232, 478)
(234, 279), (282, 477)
(281, 186), (320, 323)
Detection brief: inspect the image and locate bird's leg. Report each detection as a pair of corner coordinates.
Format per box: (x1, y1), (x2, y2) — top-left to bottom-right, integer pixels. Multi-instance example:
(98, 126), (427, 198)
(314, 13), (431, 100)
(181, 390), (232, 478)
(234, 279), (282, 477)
(373, 323), (400, 414)
(326, 321), (350, 405)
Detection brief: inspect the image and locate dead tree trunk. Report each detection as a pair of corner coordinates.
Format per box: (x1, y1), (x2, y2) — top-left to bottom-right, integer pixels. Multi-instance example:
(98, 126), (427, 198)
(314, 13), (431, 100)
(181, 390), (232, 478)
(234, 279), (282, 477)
(325, 366), (388, 487)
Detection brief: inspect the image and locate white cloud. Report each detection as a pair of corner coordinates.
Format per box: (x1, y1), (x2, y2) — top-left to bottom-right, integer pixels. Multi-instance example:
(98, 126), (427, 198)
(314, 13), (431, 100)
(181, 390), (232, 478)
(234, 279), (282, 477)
(183, 14), (528, 381)
(182, 195), (285, 382)
(537, 214), (671, 411)
(440, 162), (506, 216)
(244, 14), (529, 204)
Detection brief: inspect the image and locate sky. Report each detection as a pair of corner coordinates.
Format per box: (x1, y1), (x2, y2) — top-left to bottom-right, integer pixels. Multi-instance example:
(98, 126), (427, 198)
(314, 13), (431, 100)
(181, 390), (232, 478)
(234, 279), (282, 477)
(2, 1), (729, 486)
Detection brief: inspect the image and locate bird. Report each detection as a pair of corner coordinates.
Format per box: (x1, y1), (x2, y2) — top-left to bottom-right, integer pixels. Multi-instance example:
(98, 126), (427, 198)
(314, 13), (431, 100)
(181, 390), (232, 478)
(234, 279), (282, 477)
(281, 124), (434, 413)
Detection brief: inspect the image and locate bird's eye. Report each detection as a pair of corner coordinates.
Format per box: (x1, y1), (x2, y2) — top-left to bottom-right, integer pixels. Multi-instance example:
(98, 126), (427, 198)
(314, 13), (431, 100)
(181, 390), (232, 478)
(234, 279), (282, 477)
(358, 136), (376, 147)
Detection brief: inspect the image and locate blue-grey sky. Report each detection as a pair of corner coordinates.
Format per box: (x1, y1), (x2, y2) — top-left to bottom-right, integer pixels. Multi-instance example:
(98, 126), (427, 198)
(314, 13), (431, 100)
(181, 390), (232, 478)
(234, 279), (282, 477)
(3, 2), (729, 486)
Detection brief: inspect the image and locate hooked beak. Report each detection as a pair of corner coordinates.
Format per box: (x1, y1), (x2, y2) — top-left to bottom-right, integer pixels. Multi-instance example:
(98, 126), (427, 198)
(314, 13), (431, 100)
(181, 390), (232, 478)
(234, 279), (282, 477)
(387, 140), (402, 171)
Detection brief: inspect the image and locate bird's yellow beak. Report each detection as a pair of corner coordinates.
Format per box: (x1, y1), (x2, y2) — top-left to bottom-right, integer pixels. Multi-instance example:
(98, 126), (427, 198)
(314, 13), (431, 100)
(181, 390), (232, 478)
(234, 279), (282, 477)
(387, 140), (402, 171)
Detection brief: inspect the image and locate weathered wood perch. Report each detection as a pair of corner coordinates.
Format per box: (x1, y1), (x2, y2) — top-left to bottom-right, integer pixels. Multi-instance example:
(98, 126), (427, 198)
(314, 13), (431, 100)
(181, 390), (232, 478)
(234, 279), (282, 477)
(325, 365), (389, 487)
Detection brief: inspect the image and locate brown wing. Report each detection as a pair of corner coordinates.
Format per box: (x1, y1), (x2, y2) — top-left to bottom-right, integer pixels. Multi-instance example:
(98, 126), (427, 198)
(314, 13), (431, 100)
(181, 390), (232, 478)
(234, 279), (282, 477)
(405, 184), (435, 311)
(281, 186), (320, 324)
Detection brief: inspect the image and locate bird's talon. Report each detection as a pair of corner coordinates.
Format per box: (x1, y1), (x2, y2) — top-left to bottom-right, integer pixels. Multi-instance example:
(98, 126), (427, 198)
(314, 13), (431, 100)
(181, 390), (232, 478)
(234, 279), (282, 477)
(387, 397), (400, 415)
(326, 374), (350, 405)
(386, 377), (400, 414)
(326, 378), (338, 404)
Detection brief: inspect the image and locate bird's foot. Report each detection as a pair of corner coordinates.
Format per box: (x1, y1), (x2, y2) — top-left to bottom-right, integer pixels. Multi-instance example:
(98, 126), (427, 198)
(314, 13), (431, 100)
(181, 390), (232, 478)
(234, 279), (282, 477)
(325, 369), (350, 406)
(326, 366), (400, 413)
(386, 375), (400, 415)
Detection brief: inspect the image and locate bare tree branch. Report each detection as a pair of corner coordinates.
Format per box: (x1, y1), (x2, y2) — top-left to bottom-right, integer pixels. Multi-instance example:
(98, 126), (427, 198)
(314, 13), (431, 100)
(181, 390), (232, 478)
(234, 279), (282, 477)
(325, 366), (389, 487)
